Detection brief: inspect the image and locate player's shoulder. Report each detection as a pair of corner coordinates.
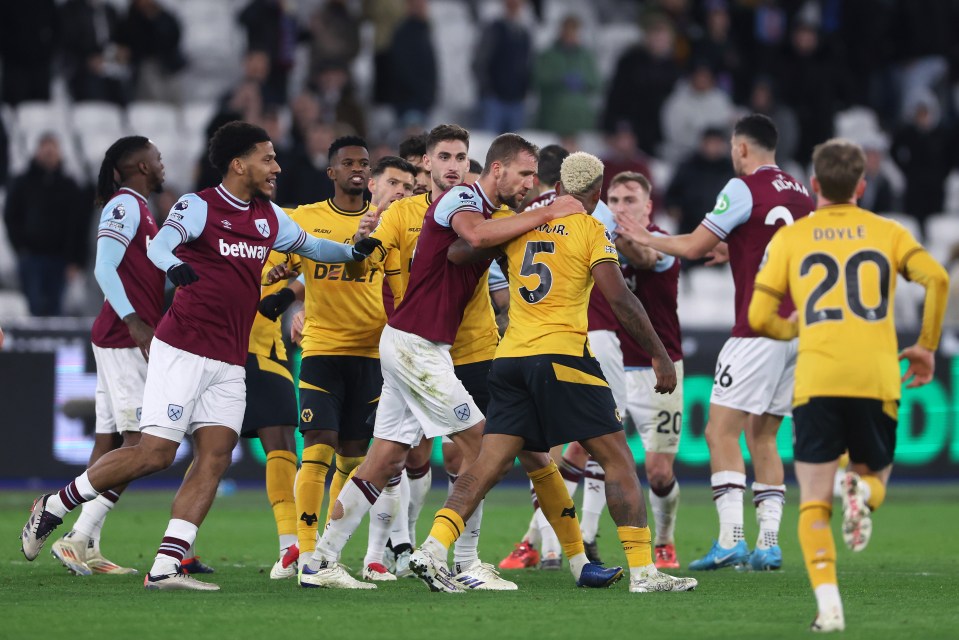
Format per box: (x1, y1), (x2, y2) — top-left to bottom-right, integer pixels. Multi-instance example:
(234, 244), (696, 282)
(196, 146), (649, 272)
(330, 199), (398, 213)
(389, 192), (430, 217)
(286, 199), (334, 220)
(101, 191), (141, 220)
(169, 192), (206, 218)
(437, 184), (480, 209)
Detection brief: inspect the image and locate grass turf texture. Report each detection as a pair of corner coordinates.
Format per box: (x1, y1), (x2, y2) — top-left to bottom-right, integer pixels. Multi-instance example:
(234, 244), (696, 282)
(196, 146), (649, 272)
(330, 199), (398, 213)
(2, 483), (957, 640)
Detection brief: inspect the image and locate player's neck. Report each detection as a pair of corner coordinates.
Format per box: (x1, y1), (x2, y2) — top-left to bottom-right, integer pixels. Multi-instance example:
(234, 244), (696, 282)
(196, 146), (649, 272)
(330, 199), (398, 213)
(331, 191), (366, 212)
(817, 195), (857, 209)
(119, 181), (149, 200)
(221, 176), (253, 203)
(740, 156), (777, 176)
(476, 176), (499, 207)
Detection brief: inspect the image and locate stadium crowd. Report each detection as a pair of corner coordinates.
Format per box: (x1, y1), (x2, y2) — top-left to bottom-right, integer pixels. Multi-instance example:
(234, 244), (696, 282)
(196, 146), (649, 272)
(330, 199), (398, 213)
(1, 0), (959, 326)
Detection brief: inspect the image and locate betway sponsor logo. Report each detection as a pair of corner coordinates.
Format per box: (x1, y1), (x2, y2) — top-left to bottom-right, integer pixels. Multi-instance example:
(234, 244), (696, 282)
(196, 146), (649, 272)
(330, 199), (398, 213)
(219, 238), (268, 260)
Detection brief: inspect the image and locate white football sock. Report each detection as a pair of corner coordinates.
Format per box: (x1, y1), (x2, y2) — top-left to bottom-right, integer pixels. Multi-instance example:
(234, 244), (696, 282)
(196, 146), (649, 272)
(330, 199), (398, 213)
(534, 507), (561, 557)
(390, 471), (412, 548)
(753, 482), (786, 549)
(453, 499), (483, 570)
(580, 460), (606, 543)
(151, 518), (197, 576)
(712, 471), (746, 548)
(310, 478), (379, 568)
(73, 494), (116, 543)
(649, 479), (680, 546)
(365, 477), (400, 567)
(407, 466), (431, 543)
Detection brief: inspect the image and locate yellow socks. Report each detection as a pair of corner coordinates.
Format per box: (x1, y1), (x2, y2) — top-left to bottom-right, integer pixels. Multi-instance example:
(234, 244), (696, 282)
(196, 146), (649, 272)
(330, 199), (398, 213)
(861, 475), (886, 511)
(427, 508), (465, 550)
(529, 462), (586, 560)
(617, 525), (653, 570)
(326, 455), (364, 526)
(799, 501), (837, 590)
(265, 450), (298, 545)
(295, 444), (334, 555)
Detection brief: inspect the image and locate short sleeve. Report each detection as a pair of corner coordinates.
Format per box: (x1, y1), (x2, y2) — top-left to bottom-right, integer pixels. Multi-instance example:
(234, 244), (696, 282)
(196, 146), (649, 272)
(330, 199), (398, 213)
(271, 203), (308, 252)
(753, 226), (790, 299)
(592, 200), (617, 235)
(488, 259), (508, 292)
(97, 194), (141, 247)
(589, 219), (619, 269)
(164, 193), (208, 243)
(434, 186), (482, 228)
(701, 178), (753, 240)
(649, 230), (678, 273)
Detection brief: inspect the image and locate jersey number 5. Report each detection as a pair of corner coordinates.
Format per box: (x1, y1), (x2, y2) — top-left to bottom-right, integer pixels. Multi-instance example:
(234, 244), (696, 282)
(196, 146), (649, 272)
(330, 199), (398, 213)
(801, 250), (891, 326)
(519, 241), (555, 304)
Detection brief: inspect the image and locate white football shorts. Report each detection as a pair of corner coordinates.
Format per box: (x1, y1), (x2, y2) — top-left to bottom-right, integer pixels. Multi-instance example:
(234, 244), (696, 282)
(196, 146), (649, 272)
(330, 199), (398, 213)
(139, 338), (246, 443)
(93, 345), (148, 435)
(624, 360), (684, 454)
(588, 329), (626, 416)
(374, 325), (482, 446)
(709, 336), (797, 417)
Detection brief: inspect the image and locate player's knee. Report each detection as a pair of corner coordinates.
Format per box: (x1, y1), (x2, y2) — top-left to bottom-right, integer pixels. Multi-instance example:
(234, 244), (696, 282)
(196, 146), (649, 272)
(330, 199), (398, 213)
(647, 468), (674, 493)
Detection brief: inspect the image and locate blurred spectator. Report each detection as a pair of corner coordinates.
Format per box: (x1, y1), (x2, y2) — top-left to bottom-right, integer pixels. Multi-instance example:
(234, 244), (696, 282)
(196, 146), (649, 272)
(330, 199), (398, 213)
(290, 91), (323, 152)
(746, 77), (799, 163)
(276, 122), (336, 207)
(116, 0), (186, 103)
(0, 0), (57, 104)
(602, 14), (681, 153)
(309, 0), (361, 75)
(363, 0), (407, 104)
(0, 116), (8, 186)
(660, 60), (734, 162)
(238, 0), (300, 106)
(859, 133), (899, 213)
(890, 0), (952, 121)
(664, 127), (733, 237)
(837, 0), (896, 118)
(777, 21), (842, 164)
(59, 0), (130, 104)
(891, 90), (953, 222)
(385, 0), (437, 126)
(690, 0), (743, 100)
(5, 135), (91, 316)
(533, 15), (600, 138)
(473, 0), (532, 133)
(310, 64), (367, 138)
(599, 124), (652, 201)
(399, 133), (430, 196)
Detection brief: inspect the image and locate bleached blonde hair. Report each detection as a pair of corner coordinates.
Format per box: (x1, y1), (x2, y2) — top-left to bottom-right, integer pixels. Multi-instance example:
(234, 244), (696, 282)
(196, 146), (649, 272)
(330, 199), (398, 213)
(560, 152), (604, 195)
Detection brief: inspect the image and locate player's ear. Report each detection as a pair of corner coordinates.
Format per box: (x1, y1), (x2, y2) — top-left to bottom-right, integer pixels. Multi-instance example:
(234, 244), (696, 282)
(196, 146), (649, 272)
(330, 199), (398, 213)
(232, 156), (245, 176)
(367, 177), (375, 193)
(326, 165), (335, 181)
(810, 175), (821, 197)
(423, 153), (432, 172)
(854, 178), (866, 200)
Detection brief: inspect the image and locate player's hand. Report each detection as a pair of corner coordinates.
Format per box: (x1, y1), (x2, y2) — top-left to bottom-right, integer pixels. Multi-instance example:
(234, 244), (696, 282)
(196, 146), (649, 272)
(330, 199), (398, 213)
(546, 194), (587, 220)
(651, 355), (677, 394)
(123, 313), (154, 362)
(899, 344), (935, 388)
(167, 262), (198, 287)
(258, 288), (296, 321)
(352, 237), (383, 260)
(264, 262), (298, 285)
(354, 209), (381, 242)
(704, 242), (730, 266)
(0, 324), (5, 349)
(291, 309), (305, 345)
(613, 212), (653, 245)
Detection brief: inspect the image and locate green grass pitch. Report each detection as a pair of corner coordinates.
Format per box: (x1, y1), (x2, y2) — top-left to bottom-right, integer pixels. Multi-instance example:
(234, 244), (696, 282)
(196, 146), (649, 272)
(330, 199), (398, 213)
(2, 483), (958, 640)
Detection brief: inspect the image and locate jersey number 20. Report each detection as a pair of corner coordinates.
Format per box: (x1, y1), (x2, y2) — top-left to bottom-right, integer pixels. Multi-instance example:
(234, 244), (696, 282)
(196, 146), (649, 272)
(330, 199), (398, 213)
(801, 250), (891, 325)
(519, 241), (555, 303)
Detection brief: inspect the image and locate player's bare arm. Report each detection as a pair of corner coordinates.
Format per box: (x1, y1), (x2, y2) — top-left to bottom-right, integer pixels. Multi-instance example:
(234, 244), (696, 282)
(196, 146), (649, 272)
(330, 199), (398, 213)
(614, 236), (659, 270)
(615, 217), (721, 261)
(592, 261), (676, 393)
(450, 194), (585, 251)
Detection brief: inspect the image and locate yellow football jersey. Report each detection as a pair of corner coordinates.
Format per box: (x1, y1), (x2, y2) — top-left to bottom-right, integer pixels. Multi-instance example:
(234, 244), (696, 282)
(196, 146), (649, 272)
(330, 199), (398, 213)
(497, 213), (619, 358)
(752, 204), (949, 404)
(248, 250), (300, 360)
(370, 192), (500, 365)
(286, 199), (386, 358)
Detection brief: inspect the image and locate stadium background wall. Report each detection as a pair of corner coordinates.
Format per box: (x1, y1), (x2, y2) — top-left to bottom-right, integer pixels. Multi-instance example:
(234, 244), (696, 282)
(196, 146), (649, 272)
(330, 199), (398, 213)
(2, 321), (957, 482)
